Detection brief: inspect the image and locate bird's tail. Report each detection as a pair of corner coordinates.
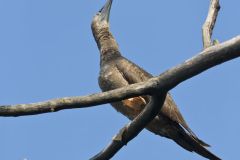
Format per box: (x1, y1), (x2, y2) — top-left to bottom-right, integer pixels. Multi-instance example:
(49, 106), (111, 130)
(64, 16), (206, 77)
(173, 129), (221, 160)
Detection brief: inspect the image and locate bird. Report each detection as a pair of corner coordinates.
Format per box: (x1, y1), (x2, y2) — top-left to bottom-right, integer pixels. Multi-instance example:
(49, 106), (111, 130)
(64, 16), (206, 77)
(91, 0), (221, 159)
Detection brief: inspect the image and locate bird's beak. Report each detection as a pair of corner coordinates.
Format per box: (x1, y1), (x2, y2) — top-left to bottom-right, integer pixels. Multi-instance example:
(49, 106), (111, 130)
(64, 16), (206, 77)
(99, 0), (113, 22)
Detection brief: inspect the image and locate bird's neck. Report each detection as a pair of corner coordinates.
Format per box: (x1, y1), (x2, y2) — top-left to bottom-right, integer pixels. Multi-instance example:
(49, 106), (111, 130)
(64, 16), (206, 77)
(92, 26), (121, 60)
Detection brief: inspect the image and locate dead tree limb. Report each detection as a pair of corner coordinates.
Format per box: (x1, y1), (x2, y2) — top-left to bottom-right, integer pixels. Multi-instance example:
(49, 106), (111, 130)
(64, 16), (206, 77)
(0, 1), (238, 160)
(90, 93), (166, 160)
(202, 0), (220, 49)
(1, 35), (240, 117)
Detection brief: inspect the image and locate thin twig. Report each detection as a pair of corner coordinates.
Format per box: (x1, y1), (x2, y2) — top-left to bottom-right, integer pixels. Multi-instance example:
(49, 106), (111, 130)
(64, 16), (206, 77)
(90, 93), (166, 160)
(0, 35), (240, 117)
(202, 0), (220, 49)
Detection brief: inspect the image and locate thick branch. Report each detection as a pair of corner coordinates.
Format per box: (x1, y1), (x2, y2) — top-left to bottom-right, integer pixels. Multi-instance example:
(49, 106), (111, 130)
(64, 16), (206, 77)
(202, 0), (220, 49)
(0, 89), (150, 117)
(0, 35), (240, 117)
(90, 93), (166, 160)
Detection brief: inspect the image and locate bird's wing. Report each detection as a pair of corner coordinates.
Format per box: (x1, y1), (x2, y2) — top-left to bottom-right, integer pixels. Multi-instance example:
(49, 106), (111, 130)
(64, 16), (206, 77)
(99, 64), (147, 119)
(115, 57), (209, 145)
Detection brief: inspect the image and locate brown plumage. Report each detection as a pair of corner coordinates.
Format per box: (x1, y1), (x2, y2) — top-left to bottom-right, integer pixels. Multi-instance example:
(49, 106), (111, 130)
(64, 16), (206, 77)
(92, 0), (221, 160)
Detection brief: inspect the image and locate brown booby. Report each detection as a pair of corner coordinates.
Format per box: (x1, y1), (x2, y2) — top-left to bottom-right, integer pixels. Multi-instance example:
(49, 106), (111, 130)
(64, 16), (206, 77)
(91, 0), (220, 159)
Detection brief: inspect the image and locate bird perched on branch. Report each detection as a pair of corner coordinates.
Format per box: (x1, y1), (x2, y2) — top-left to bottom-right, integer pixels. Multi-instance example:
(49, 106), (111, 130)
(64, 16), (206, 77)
(91, 0), (220, 159)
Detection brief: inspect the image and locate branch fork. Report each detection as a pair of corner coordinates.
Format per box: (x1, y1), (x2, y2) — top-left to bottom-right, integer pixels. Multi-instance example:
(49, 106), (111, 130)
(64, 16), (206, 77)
(1, 1), (240, 159)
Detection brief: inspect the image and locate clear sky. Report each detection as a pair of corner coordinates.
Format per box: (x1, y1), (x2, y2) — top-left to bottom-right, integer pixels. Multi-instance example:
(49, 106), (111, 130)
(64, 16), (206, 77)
(0, 0), (240, 160)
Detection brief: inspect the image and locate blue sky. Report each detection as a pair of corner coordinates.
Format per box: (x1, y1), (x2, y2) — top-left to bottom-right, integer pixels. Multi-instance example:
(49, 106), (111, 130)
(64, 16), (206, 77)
(0, 0), (240, 159)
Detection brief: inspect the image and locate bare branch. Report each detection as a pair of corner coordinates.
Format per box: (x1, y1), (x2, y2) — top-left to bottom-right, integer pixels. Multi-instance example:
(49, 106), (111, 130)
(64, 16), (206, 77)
(90, 93), (166, 160)
(0, 35), (240, 117)
(202, 0), (220, 49)
(0, 88), (151, 117)
(90, 34), (240, 160)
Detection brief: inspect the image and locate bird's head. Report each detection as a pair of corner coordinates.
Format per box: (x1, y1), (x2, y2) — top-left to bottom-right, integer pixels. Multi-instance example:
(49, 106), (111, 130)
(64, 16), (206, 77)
(91, 0), (119, 54)
(91, 0), (113, 42)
